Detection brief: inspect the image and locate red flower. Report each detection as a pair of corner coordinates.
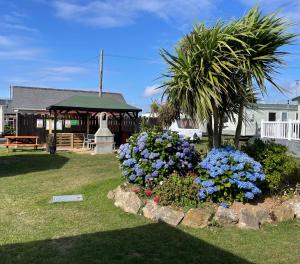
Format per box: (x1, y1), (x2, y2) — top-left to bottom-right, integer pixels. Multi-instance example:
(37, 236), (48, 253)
(144, 189), (153, 197)
(153, 196), (160, 203)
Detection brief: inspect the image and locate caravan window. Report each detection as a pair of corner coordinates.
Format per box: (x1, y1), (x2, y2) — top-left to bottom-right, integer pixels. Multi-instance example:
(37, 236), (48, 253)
(281, 112), (288, 121)
(268, 112), (276, 121)
(177, 119), (198, 129)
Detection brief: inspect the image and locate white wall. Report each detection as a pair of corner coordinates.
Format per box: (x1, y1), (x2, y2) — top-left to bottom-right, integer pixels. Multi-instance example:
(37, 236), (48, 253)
(0, 105), (4, 135)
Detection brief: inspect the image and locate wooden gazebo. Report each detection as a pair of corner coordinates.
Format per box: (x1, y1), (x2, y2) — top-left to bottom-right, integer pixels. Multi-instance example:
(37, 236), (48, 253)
(46, 95), (142, 149)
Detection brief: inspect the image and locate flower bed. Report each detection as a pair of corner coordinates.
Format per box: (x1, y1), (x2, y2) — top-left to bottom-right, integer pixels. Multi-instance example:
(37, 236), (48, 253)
(113, 130), (299, 229)
(108, 183), (300, 230)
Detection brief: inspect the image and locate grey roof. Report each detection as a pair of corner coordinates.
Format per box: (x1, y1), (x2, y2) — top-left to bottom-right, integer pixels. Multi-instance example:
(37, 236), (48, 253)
(0, 99), (14, 114)
(292, 96), (300, 102)
(256, 103), (298, 111)
(11, 86), (126, 111)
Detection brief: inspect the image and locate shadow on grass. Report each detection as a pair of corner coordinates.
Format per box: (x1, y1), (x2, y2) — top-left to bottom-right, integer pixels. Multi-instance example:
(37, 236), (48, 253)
(0, 153), (69, 178)
(0, 223), (253, 264)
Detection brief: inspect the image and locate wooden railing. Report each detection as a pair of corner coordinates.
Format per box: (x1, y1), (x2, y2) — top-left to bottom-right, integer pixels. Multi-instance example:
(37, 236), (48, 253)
(56, 133), (84, 148)
(261, 120), (300, 141)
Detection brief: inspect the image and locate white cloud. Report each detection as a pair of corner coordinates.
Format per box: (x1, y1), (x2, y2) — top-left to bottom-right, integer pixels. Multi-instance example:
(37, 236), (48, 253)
(0, 22), (38, 33)
(239, 0), (300, 23)
(52, 0), (215, 28)
(0, 35), (14, 46)
(46, 66), (87, 74)
(144, 84), (161, 97)
(0, 48), (43, 60)
(0, 11), (38, 33)
(0, 11), (41, 61)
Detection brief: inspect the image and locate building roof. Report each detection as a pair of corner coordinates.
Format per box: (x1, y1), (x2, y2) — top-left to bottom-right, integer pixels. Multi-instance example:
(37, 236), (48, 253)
(256, 103), (298, 111)
(47, 95), (142, 112)
(0, 99), (14, 114)
(11, 86), (126, 111)
(292, 96), (300, 102)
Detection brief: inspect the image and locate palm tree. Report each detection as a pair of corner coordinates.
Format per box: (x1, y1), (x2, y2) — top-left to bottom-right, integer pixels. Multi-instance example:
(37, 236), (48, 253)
(161, 22), (248, 147)
(160, 6), (295, 148)
(158, 102), (180, 129)
(150, 100), (160, 118)
(232, 7), (295, 147)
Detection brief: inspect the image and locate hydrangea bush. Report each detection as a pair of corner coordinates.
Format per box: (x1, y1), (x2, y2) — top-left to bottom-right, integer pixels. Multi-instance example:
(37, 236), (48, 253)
(117, 130), (198, 186)
(196, 146), (265, 204)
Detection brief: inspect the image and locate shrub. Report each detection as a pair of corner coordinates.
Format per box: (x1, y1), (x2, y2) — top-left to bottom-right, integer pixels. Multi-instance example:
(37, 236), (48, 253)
(154, 173), (200, 207)
(117, 130), (198, 186)
(242, 139), (299, 193)
(4, 124), (15, 135)
(197, 146), (265, 204)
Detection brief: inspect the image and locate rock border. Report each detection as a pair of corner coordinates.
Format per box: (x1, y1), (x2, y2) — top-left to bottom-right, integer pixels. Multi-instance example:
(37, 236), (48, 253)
(108, 184), (300, 229)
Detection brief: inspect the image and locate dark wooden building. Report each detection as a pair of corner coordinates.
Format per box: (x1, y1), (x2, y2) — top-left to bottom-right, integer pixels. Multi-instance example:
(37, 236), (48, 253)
(11, 86), (141, 147)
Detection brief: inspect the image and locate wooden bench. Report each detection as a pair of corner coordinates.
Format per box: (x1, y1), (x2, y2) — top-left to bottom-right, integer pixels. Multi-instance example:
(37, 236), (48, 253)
(4, 143), (40, 150)
(5, 136), (40, 150)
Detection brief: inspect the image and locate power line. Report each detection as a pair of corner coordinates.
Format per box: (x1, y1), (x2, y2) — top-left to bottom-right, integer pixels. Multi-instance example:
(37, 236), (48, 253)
(105, 53), (160, 63)
(14, 55), (99, 86)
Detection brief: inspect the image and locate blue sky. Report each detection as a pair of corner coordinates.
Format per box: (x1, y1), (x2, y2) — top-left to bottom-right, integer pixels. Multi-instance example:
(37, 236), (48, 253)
(0, 0), (299, 112)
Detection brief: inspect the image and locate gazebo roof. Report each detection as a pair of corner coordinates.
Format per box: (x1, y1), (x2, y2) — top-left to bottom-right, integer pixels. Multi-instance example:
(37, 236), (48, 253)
(47, 95), (142, 113)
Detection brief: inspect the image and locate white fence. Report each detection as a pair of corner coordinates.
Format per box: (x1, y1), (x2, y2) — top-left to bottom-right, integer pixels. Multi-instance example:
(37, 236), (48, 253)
(261, 120), (300, 141)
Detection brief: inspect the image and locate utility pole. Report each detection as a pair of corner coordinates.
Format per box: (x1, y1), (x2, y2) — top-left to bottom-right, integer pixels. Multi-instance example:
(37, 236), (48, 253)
(99, 49), (104, 97)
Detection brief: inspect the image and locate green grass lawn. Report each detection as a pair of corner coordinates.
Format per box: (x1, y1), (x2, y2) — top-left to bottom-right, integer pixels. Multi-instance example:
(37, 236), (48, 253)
(0, 149), (299, 264)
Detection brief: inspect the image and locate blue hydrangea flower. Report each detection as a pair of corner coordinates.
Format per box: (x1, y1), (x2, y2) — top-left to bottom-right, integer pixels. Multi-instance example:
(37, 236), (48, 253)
(198, 146), (265, 203)
(220, 202), (229, 208)
(129, 174), (136, 182)
(245, 192), (254, 200)
(152, 170), (159, 177)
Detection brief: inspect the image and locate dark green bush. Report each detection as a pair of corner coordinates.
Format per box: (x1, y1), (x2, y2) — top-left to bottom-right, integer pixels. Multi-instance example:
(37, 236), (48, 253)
(242, 139), (299, 193)
(154, 173), (200, 207)
(4, 124), (15, 135)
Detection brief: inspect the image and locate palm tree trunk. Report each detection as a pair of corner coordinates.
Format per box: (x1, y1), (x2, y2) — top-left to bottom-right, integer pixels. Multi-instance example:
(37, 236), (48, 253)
(234, 100), (244, 148)
(218, 110), (225, 146)
(207, 116), (213, 149)
(213, 106), (220, 148)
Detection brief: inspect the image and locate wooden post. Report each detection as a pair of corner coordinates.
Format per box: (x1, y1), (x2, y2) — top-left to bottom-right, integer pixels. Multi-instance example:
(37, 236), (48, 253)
(87, 113), (90, 134)
(119, 113), (123, 145)
(134, 112), (139, 133)
(53, 111), (57, 153)
(15, 111), (19, 136)
(71, 133), (74, 149)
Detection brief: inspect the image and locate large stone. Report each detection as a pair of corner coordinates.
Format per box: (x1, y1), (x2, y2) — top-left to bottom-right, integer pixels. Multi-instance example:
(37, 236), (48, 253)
(282, 200), (300, 219)
(214, 206), (238, 227)
(253, 206), (272, 225)
(156, 206), (185, 226)
(114, 187), (142, 214)
(107, 190), (115, 200)
(272, 204), (295, 222)
(232, 202), (272, 225)
(238, 208), (260, 230)
(142, 200), (160, 221)
(181, 208), (213, 228)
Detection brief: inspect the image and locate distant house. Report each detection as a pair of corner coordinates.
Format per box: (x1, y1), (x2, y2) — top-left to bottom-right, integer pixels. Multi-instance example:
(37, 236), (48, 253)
(0, 86), (141, 146)
(0, 99), (14, 136)
(222, 103), (298, 136)
(254, 99), (300, 155)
